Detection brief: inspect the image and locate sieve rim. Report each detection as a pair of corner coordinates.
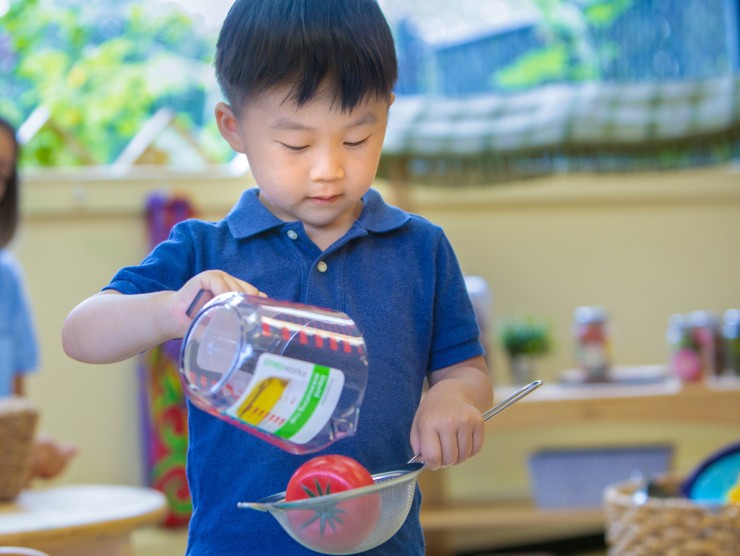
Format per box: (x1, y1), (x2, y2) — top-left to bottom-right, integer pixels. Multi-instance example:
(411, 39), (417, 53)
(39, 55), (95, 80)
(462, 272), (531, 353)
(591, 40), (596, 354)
(237, 462), (424, 512)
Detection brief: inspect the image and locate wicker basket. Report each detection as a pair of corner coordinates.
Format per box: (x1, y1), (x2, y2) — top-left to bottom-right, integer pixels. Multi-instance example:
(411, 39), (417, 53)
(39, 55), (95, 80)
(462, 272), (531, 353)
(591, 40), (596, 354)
(603, 475), (740, 555)
(0, 397), (39, 501)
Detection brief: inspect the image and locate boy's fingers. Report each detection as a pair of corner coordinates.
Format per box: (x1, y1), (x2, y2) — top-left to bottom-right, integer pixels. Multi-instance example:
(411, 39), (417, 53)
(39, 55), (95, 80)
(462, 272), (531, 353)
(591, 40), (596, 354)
(440, 432), (459, 468)
(419, 430), (443, 470)
(455, 430), (473, 464)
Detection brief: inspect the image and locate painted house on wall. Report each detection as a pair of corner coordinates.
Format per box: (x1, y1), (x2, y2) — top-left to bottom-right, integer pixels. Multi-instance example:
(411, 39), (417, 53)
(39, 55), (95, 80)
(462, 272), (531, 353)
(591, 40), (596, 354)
(385, 0), (739, 97)
(378, 0), (740, 189)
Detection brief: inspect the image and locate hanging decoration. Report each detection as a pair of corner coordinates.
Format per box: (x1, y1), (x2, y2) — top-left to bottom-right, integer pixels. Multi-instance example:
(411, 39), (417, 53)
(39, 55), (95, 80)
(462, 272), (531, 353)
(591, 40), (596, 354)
(138, 191), (196, 527)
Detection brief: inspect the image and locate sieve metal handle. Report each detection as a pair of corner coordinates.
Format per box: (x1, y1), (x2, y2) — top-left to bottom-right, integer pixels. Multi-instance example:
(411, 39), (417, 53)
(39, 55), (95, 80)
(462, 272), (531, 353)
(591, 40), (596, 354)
(407, 379), (542, 465)
(480, 379), (542, 421)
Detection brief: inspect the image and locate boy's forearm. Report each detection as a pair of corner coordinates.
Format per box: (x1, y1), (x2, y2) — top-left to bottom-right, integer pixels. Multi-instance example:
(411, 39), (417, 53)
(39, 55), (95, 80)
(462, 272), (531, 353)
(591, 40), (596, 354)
(62, 290), (180, 364)
(428, 356), (493, 412)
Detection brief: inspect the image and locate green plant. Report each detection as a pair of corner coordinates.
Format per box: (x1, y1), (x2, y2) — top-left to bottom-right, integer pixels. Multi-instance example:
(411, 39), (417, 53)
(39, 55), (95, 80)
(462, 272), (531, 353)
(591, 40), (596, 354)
(498, 316), (552, 358)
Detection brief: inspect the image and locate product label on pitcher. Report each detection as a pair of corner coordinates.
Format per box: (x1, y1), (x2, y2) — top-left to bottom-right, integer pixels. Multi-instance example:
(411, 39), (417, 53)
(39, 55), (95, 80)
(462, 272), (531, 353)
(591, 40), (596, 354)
(225, 353), (344, 444)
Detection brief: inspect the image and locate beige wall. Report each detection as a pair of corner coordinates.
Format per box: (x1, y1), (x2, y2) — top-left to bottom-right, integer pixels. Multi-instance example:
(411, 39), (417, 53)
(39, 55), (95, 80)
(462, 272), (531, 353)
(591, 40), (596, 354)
(14, 166), (740, 504)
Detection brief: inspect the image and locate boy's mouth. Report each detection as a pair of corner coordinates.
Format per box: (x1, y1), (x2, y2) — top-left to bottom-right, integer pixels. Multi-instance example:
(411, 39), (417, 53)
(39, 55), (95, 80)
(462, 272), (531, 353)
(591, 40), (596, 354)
(308, 194), (341, 204)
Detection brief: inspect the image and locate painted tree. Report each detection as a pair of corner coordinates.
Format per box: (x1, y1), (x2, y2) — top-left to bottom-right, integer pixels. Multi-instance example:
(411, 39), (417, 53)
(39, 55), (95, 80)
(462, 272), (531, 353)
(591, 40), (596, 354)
(0, 0), (228, 166)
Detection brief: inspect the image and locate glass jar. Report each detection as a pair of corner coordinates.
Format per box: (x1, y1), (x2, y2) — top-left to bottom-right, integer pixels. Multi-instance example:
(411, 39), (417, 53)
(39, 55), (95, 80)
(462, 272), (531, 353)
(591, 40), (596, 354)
(573, 306), (611, 382)
(688, 310), (723, 379)
(722, 309), (740, 377)
(666, 313), (702, 382)
(179, 292), (368, 454)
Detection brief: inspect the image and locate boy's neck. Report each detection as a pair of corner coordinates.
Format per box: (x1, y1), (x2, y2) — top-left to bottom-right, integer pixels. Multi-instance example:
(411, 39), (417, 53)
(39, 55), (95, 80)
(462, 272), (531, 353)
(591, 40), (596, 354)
(307, 228), (342, 252)
(304, 204), (363, 252)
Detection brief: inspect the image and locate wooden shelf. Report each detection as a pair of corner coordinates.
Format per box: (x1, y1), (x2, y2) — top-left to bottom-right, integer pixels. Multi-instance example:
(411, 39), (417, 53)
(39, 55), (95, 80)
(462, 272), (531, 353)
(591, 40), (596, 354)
(421, 499), (603, 531)
(490, 379), (740, 431)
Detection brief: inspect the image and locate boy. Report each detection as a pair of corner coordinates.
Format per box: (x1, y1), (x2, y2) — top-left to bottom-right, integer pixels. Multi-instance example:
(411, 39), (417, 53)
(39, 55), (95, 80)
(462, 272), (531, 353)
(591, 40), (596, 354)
(62, 1), (493, 554)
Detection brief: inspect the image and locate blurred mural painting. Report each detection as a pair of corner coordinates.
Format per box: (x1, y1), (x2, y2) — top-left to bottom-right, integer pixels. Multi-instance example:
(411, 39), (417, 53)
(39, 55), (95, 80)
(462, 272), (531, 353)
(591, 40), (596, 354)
(1, 0), (738, 179)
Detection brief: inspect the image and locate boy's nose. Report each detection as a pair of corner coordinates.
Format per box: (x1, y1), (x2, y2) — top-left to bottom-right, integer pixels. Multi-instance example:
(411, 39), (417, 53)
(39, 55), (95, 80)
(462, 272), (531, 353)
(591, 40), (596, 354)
(309, 148), (345, 182)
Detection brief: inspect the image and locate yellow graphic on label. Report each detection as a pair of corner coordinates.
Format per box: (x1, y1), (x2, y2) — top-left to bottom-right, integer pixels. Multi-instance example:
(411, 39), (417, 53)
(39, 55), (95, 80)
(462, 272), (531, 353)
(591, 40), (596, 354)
(225, 353), (345, 444)
(235, 377), (289, 425)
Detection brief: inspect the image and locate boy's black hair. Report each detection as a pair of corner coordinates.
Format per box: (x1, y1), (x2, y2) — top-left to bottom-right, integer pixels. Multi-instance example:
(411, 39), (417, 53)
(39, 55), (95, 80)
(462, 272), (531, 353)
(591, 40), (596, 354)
(215, 0), (398, 112)
(0, 117), (19, 249)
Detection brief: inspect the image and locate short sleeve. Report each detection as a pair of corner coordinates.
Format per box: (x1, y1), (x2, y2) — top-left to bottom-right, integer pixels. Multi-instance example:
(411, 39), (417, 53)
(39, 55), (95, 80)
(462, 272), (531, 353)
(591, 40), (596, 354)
(106, 220), (199, 295)
(427, 234), (485, 371)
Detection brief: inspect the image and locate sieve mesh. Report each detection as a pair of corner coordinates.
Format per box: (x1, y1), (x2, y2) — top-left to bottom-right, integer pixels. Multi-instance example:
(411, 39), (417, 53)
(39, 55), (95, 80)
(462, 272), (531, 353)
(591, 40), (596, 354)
(239, 464), (423, 554)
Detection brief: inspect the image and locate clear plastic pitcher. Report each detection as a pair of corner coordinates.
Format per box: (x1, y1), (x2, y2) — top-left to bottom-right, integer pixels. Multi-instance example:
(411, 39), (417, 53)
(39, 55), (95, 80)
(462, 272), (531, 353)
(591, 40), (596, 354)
(179, 291), (368, 454)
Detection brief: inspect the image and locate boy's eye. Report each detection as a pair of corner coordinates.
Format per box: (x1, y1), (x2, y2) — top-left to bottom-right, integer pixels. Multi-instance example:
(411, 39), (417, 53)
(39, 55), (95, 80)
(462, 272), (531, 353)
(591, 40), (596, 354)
(345, 136), (370, 147)
(279, 142), (309, 152)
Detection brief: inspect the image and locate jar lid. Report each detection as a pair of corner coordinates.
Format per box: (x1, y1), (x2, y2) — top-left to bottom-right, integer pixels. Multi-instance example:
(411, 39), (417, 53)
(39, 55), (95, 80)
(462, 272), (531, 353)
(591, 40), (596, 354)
(574, 305), (607, 324)
(723, 308), (740, 325)
(688, 310), (720, 327)
(668, 313), (689, 327)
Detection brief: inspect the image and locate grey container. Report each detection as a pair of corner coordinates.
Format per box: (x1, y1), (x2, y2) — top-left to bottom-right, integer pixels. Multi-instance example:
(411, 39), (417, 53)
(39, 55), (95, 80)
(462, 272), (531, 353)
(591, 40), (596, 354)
(528, 444), (674, 508)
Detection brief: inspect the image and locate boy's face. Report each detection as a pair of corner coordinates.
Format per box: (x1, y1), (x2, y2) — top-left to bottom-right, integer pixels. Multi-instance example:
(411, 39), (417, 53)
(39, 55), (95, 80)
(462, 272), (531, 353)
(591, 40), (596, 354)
(216, 85), (393, 246)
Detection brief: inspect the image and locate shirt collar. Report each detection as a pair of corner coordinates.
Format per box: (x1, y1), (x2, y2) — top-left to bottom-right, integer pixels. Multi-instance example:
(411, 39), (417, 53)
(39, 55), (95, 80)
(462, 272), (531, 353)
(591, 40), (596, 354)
(358, 188), (410, 233)
(227, 187), (409, 239)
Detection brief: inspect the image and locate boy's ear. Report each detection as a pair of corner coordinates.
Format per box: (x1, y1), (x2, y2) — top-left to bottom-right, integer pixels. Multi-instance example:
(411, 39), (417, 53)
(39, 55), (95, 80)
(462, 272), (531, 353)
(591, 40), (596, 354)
(215, 102), (246, 153)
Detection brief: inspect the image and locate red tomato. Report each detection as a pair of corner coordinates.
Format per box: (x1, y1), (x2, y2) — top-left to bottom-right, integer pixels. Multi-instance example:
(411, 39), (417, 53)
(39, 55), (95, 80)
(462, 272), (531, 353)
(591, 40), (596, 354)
(286, 455), (374, 500)
(285, 455), (380, 552)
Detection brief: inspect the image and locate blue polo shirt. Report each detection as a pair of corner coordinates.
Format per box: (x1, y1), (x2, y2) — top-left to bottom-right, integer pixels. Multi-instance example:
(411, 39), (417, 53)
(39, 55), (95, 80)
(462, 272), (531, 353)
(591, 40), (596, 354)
(108, 187), (483, 555)
(0, 249), (39, 396)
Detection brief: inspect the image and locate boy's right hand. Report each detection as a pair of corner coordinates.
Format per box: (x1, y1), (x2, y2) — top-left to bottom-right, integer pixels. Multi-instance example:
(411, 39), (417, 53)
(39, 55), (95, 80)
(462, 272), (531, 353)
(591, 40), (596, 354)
(173, 270), (267, 335)
(62, 270), (266, 364)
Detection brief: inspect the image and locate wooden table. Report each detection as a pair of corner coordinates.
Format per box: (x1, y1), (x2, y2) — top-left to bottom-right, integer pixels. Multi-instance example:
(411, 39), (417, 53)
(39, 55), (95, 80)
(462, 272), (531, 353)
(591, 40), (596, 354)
(0, 484), (167, 556)
(420, 378), (740, 555)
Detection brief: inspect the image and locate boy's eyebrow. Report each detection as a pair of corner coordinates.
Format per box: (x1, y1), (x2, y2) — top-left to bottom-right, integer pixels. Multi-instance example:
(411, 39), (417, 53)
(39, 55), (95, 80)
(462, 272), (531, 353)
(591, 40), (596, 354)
(271, 112), (379, 131)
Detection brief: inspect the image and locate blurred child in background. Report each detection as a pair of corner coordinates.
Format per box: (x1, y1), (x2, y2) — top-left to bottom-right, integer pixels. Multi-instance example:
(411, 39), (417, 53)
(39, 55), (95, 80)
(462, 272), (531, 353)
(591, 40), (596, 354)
(0, 115), (78, 480)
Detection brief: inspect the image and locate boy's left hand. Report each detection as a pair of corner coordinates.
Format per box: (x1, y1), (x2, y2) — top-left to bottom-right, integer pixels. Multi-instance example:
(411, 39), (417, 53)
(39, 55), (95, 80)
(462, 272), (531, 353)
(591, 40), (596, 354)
(409, 357), (492, 470)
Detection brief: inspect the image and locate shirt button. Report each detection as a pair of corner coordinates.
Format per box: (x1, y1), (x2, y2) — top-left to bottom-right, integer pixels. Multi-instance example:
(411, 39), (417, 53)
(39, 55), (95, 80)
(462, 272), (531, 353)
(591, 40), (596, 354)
(287, 230), (298, 240)
(317, 261), (328, 273)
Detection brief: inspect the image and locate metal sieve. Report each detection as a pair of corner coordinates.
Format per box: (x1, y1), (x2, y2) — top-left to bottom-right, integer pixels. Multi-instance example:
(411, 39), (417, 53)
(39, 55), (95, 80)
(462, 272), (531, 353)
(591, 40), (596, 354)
(237, 380), (542, 554)
(238, 463), (424, 554)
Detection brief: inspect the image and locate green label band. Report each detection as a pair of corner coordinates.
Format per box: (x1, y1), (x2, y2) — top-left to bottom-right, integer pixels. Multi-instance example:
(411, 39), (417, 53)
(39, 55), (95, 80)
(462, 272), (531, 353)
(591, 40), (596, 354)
(274, 365), (329, 439)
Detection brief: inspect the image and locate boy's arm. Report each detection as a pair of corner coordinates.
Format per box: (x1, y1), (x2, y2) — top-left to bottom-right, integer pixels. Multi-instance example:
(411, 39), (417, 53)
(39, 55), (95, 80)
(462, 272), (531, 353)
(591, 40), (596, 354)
(62, 290), (186, 364)
(410, 356), (493, 470)
(62, 270), (264, 364)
